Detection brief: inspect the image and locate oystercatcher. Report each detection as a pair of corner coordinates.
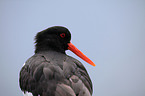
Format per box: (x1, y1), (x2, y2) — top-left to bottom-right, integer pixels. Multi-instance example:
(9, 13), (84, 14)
(19, 26), (95, 96)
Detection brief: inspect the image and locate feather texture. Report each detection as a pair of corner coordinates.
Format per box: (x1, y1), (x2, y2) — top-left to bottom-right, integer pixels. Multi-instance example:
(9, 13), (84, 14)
(19, 51), (92, 96)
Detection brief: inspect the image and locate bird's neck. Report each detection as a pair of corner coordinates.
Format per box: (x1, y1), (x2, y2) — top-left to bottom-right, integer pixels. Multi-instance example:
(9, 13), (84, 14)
(35, 42), (66, 54)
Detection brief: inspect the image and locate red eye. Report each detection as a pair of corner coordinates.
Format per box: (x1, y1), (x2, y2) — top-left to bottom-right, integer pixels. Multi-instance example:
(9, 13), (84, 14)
(60, 33), (65, 38)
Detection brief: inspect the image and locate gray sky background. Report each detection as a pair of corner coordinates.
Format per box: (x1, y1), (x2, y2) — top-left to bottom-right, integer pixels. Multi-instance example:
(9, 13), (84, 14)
(0, 0), (145, 96)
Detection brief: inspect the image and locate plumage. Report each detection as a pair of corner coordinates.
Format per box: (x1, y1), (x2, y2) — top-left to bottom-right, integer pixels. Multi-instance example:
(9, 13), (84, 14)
(19, 26), (93, 96)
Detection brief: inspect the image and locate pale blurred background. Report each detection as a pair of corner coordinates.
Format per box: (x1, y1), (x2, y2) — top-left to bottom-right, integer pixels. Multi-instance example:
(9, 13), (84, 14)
(0, 0), (145, 96)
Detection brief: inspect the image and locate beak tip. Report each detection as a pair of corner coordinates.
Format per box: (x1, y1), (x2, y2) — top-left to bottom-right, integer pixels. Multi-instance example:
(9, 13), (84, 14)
(91, 63), (96, 67)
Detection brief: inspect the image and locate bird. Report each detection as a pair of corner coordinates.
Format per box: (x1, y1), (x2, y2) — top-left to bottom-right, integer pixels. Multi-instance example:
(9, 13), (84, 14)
(19, 26), (96, 96)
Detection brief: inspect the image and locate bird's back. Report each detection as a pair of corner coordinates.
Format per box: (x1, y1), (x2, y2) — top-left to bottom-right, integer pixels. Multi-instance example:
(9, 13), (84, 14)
(19, 51), (92, 96)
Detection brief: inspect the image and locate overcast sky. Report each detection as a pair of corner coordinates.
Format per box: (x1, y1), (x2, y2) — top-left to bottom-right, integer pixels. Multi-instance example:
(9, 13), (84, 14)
(0, 0), (145, 96)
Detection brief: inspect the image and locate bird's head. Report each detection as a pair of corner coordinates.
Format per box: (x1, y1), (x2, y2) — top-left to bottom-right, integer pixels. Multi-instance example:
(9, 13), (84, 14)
(35, 26), (95, 66)
(35, 26), (71, 53)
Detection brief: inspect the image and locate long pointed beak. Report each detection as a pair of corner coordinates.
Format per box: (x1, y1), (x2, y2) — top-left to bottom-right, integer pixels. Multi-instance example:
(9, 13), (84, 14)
(68, 42), (96, 66)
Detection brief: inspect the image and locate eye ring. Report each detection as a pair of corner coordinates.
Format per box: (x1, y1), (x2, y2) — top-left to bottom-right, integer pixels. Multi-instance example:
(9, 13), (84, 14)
(60, 33), (65, 38)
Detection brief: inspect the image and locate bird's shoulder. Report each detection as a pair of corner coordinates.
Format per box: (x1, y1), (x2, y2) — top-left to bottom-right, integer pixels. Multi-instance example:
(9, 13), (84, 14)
(19, 52), (66, 95)
(66, 55), (93, 94)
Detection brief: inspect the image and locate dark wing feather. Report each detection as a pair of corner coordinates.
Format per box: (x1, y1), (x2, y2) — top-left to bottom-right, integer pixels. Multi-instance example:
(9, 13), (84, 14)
(19, 51), (92, 96)
(65, 56), (93, 95)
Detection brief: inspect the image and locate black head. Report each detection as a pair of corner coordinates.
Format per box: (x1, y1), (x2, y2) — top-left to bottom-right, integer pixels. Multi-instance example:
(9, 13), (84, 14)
(35, 26), (71, 53)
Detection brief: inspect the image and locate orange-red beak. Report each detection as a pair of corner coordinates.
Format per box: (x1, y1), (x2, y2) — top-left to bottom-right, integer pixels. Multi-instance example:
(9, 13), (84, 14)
(68, 42), (96, 66)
